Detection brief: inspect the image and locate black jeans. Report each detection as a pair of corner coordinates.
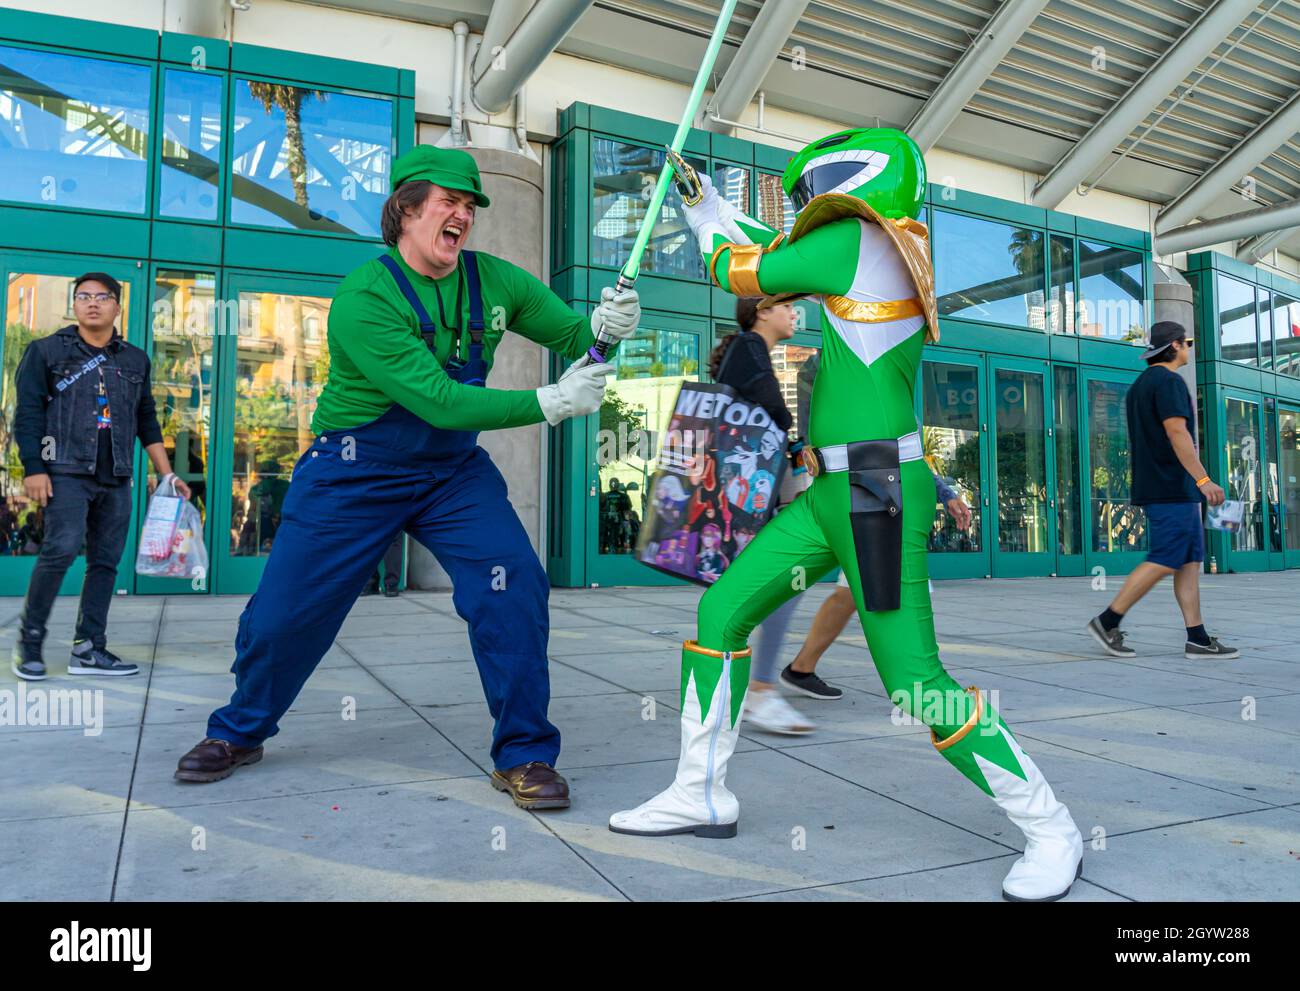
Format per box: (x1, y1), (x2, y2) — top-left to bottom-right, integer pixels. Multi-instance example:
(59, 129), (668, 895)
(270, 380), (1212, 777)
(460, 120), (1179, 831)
(20, 474), (133, 649)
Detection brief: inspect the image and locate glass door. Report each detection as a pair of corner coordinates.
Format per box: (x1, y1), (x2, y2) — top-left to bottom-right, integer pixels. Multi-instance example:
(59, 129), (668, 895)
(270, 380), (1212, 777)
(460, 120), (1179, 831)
(212, 272), (336, 593)
(1222, 390), (1267, 572)
(583, 313), (707, 587)
(1080, 368), (1148, 575)
(0, 252), (145, 597)
(920, 352), (990, 579)
(1279, 405), (1300, 568)
(989, 357), (1056, 577)
(135, 268), (217, 594)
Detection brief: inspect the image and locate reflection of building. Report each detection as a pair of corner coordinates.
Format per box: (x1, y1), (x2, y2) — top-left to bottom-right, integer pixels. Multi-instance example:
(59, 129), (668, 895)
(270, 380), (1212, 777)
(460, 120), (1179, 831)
(770, 343), (817, 434)
(756, 174), (795, 234)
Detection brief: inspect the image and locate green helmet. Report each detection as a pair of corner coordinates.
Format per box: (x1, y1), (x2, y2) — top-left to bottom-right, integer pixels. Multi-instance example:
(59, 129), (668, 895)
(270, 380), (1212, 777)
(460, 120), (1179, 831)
(783, 127), (926, 220)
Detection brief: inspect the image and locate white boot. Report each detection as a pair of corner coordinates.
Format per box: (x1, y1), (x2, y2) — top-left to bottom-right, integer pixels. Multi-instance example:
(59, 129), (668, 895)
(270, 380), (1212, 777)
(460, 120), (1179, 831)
(980, 725), (1084, 901)
(609, 646), (748, 838)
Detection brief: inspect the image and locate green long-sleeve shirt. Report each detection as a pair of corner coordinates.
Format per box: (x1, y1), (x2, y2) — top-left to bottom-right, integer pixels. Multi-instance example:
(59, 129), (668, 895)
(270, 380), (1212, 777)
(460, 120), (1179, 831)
(312, 246), (594, 434)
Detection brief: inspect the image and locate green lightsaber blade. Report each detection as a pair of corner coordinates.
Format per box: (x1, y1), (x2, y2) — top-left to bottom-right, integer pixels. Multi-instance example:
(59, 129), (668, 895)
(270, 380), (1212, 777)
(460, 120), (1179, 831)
(590, 0), (740, 361)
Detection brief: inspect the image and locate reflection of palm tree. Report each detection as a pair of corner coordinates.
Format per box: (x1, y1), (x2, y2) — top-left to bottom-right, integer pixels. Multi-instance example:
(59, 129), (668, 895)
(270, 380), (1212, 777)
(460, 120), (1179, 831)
(246, 83), (326, 209)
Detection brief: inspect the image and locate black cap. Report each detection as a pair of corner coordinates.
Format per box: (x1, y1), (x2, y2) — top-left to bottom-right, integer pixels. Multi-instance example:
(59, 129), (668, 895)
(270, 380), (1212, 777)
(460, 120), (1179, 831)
(1142, 320), (1189, 360)
(73, 272), (121, 302)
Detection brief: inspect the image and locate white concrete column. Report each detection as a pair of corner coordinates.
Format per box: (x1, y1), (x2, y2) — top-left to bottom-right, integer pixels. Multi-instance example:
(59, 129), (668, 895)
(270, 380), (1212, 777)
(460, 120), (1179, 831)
(406, 147), (547, 589)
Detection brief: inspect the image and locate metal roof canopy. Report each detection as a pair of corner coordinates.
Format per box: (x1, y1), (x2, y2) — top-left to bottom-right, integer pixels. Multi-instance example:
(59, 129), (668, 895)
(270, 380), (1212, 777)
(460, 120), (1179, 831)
(308, 0), (1300, 259)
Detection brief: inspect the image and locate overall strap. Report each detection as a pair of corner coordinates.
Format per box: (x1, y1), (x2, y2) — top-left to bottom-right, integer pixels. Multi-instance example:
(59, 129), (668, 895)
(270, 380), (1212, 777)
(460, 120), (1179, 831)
(376, 254), (438, 345)
(462, 250), (485, 345)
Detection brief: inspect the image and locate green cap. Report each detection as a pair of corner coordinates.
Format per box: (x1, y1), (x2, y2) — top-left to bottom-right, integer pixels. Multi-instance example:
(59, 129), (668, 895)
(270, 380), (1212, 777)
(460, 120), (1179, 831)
(390, 146), (491, 207)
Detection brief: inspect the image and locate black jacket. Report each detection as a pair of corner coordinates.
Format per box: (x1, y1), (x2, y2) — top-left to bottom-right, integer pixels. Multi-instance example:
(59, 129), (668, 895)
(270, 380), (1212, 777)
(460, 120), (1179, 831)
(14, 325), (163, 478)
(715, 331), (794, 432)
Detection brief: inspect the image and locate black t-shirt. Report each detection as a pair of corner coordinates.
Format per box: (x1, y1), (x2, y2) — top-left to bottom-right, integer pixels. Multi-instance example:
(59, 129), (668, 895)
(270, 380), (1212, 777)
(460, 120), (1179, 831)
(91, 354), (124, 487)
(1126, 365), (1200, 505)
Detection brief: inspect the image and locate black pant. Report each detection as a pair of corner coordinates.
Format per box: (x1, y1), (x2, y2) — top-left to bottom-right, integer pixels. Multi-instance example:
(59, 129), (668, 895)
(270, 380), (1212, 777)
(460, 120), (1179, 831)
(20, 474), (133, 649)
(369, 534), (405, 592)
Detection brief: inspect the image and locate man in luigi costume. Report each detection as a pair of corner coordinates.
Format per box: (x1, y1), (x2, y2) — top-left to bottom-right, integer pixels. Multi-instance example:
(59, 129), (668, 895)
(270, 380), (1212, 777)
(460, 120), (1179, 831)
(177, 146), (639, 809)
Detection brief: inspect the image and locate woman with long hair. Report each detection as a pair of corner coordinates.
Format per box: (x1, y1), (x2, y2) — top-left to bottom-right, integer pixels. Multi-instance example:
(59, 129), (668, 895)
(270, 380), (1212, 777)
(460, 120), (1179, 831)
(709, 297), (816, 735)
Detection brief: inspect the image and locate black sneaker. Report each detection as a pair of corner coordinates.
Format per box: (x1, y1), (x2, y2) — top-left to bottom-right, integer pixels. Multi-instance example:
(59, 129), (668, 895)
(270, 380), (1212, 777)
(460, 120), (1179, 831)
(1086, 616), (1136, 657)
(68, 641), (138, 677)
(1185, 636), (1239, 660)
(779, 663), (843, 700)
(11, 641), (46, 681)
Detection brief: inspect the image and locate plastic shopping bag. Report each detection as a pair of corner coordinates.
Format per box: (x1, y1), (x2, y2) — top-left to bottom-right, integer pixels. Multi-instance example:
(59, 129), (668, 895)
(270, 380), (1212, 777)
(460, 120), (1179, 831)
(135, 476), (209, 580)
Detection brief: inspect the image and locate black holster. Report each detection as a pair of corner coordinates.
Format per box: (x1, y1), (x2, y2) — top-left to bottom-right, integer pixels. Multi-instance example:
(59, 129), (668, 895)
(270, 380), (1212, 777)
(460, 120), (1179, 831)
(846, 439), (903, 612)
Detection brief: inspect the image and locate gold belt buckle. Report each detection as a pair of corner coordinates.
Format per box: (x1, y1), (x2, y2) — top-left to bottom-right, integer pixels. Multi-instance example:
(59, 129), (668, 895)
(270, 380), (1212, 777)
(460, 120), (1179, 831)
(801, 446), (820, 478)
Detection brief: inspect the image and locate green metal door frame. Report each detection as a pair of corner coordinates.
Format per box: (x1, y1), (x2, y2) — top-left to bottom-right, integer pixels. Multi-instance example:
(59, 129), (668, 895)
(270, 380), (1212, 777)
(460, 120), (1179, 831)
(920, 346), (992, 580)
(1079, 365), (1148, 577)
(133, 262), (220, 595)
(583, 310), (710, 588)
(1278, 401), (1300, 569)
(211, 268), (341, 594)
(1216, 385), (1270, 573)
(988, 354), (1058, 577)
(0, 249), (148, 598)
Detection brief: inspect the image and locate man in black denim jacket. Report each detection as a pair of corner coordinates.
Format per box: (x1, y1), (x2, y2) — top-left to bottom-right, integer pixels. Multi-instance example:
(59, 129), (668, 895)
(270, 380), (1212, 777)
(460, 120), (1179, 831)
(11, 273), (190, 681)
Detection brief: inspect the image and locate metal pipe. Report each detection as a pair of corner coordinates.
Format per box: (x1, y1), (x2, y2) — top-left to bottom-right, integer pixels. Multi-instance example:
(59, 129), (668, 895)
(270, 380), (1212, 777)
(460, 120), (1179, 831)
(450, 20), (469, 146)
(1031, 0), (1261, 209)
(705, 0), (810, 134)
(471, 0), (593, 116)
(1236, 226), (1297, 263)
(473, 0), (532, 82)
(907, 0), (1050, 152)
(1158, 88), (1300, 233)
(1156, 197), (1300, 255)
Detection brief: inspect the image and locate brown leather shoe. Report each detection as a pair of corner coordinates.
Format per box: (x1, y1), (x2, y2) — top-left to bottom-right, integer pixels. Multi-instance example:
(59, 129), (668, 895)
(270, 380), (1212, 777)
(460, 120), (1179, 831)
(490, 761), (570, 810)
(174, 737), (264, 783)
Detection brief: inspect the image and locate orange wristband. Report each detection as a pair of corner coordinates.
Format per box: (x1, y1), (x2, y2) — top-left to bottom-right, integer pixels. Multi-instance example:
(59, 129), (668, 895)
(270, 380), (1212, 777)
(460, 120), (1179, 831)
(1195, 476), (1210, 487)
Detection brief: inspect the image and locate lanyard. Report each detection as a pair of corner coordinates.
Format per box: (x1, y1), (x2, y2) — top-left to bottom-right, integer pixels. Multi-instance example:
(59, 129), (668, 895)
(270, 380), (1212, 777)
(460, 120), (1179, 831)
(430, 263), (465, 362)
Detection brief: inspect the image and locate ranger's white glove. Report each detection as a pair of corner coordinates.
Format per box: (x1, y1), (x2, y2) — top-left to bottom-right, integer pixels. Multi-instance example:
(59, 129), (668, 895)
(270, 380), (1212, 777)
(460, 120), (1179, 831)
(536, 361), (616, 426)
(590, 286), (640, 342)
(682, 174), (749, 246)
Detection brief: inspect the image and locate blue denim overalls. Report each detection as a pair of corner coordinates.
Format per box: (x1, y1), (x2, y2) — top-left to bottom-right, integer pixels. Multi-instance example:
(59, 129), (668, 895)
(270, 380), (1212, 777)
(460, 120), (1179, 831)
(209, 252), (560, 771)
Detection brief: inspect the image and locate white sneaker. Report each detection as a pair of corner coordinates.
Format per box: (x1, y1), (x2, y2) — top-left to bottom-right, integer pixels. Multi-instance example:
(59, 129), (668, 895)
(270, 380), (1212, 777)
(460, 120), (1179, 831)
(744, 690), (815, 736)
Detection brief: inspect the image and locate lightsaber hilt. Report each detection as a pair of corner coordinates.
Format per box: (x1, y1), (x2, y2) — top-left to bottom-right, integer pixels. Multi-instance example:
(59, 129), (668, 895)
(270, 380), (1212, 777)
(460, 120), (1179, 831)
(588, 273), (637, 363)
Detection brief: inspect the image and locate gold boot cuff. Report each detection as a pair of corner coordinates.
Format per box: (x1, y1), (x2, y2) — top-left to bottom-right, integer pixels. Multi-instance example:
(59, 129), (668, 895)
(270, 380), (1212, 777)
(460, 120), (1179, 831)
(930, 686), (983, 752)
(684, 640), (752, 659)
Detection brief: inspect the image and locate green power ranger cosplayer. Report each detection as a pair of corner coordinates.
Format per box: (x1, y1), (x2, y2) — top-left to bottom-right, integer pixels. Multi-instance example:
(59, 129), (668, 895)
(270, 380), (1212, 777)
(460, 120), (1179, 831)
(610, 128), (1084, 902)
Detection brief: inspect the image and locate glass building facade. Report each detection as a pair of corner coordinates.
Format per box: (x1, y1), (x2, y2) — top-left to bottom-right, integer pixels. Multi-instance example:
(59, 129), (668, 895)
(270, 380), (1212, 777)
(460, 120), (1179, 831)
(0, 9), (413, 596)
(547, 103), (1300, 586)
(2, 7), (1296, 594)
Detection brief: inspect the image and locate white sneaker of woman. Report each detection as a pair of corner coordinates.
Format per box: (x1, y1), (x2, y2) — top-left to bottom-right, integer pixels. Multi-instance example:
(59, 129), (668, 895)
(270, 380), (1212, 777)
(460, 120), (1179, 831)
(744, 688), (815, 735)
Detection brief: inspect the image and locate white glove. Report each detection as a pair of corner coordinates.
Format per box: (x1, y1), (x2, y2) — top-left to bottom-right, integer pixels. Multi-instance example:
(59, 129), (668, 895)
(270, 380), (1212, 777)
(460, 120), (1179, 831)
(590, 286), (640, 342)
(682, 174), (749, 246)
(537, 361), (616, 425)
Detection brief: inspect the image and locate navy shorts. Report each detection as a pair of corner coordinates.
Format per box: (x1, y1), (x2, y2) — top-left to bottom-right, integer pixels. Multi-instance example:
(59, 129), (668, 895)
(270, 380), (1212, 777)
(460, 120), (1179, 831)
(1144, 501), (1204, 569)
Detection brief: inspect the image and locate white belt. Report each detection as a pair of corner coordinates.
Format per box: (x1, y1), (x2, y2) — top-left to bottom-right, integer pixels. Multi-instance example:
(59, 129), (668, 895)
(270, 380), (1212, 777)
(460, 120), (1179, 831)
(814, 430), (923, 473)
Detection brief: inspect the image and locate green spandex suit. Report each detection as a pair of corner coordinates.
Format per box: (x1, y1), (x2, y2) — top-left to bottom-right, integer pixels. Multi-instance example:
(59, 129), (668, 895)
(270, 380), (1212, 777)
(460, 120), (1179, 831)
(610, 128), (1084, 902)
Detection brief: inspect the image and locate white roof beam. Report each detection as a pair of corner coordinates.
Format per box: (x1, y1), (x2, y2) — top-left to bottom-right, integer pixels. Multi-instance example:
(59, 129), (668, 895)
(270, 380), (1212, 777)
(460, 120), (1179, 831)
(1157, 89), (1300, 233)
(471, 0), (593, 115)
(1236, 226), (1297, 262)
(1031, 0), (1261, 209)
(907, 0), (1051, 152)
(1156, 195), (1300, 255)
(472, 0), (535, 81)
(704, 0), (812, 134)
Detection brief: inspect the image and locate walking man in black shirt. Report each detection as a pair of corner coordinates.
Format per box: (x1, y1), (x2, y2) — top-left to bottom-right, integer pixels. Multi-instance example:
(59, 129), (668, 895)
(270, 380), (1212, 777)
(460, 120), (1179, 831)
(1086, 320), (1238, 660)
(11, 273), (190, 681)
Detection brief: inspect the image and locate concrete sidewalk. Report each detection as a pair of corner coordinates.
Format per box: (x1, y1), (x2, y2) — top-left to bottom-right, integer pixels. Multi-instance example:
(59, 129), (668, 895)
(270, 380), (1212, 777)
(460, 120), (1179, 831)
(2, 574), (1297, 902)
